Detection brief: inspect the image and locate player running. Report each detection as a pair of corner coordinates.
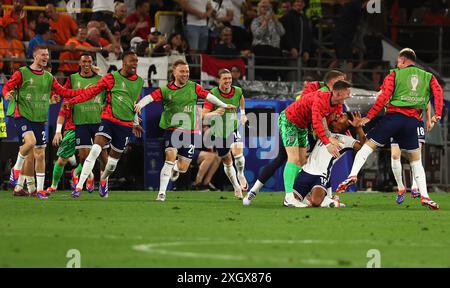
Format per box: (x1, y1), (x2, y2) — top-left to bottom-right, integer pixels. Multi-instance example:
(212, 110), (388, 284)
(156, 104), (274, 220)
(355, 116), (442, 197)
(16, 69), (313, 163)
(67, 51), (144, 198)
(4, 45), (83, 199)
(135, 59), (236, 202)
(391, 102), (432, 204)
(202, 69), (248, 199)
(244, 70), (345, 205)
(46, 53), (108, 194)
(293, 112), (366, 208)
(336, 48), (443, 210)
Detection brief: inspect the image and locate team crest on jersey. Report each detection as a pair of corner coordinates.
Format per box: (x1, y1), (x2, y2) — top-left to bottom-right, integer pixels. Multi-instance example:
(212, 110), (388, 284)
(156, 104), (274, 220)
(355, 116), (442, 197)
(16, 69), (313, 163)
(288, 135), (295, 143)
(409, 75), (419, 91)
(21, 125), (27, 131)
(26, 94), (31, 101)
(99, 126), (104, 131)
(76, 138), (80, 145)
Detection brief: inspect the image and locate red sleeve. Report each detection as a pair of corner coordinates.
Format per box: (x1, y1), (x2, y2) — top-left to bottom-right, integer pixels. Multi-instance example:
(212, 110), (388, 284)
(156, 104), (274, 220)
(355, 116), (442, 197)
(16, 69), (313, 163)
(312, 93), (330, 145)
(150, 88), (163, 101)
(69, 74), (113, 104)
(366, 72), (396, 119)
(2, 70), (22, 97)
(64, 76), (72, 89)
(203, 100), (214, 110)
(430, 75), (443, 118)
(52, 78), (84, 98)
(58, 101), (70, 118)
(301, 81), (321, 96)
(195, 84), (210, 99)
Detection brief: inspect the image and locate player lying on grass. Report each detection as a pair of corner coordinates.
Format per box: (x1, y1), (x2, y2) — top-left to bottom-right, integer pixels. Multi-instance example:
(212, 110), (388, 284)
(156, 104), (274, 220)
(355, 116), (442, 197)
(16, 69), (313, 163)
(292, 111), (366, 208)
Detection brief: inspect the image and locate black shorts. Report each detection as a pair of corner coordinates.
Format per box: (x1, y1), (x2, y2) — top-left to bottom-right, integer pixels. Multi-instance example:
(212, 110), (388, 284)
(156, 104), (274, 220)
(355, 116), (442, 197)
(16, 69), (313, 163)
(95, 119), (133, 153)
(293, 170), (328, 200)
(76, 124), (100, 149)
(212, 130), (242, 157)
(14, 117), (47, 148)
(164, 130), (201, 161)
(368, 113), (420, 151)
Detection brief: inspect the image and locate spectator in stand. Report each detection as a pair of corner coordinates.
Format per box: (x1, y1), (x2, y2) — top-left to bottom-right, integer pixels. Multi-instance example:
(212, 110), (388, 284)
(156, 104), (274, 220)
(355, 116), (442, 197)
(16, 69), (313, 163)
(208, 0), (234, 45)
(177, 0), (214, 54)
(212, 26), (251, 58)
(330, 0), (369, 81)
(145, 27), (168, 57)
(251, 0), (285, 81)
(58, 26), (113, 75)
(277, 1), (291, 17)
(112, 2), (134, 51)
(3, 0), (30, 40)
(231, 65), (243, 86)
(229, 0), (251, 51)
(165, 32), (188, 66)
(27, 22), (76, 59)
(126, 0), (152, 41)
(87, 21), (121, 55)
(280, 0), (312, 62)
(45, 3), (78, 46)
(91, 0), (116, 28)
(0, 17), (26, 74)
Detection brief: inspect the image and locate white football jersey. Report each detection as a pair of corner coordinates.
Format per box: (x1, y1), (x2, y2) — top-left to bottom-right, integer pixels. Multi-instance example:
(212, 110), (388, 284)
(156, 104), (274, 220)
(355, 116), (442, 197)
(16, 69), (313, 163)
(303, 133), (358, 178)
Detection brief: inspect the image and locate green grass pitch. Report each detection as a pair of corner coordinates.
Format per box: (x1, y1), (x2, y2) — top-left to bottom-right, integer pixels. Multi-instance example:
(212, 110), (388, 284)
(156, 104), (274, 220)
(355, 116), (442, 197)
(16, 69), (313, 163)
(0, 190), (449, 268)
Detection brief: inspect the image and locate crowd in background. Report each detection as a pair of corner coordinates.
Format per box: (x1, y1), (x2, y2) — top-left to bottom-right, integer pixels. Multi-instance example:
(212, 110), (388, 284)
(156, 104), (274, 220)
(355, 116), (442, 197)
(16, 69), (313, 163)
(0, 0), (449, 89)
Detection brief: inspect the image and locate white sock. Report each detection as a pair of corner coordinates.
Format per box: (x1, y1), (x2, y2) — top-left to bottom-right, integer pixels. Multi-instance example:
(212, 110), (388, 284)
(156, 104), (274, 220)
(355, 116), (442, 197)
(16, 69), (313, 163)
(173, 160), (181, 172)
(410, 159), (429, 199)
(159, 161), (174, 194)
(68, 155), (77, 167)
(26, 176), (36, 193)
(76, 144), (101, 189)
(14, 174), (27, 191)
(234, 154), (245, 178)
(411, 173), (419, 191)
(14, 152), (27, 170)
(349, 144), (374, 177)
(391, 158), (405, 191)
(223, 163), (241, 191)
(320, 196), (335, 208)
(326, 187), (332, 198)
(101, 157), (119, 180)
(36, 173), (45, 192)
(250, 180), (264, 193)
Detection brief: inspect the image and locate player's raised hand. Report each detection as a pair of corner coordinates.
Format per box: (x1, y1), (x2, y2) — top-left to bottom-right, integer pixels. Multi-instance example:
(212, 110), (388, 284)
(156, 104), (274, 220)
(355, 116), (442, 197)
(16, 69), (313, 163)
(326, 143), (340, 158)
(52, 132), (62, 147)
(132, 125), (144, 138)
(349, 111), (363, 127)
(428, 115), (441, 132)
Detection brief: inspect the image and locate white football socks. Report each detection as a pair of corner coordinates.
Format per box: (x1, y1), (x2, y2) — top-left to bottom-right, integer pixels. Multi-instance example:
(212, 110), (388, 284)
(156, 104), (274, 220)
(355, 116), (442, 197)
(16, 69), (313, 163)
(77, 144), (101, 189)
(391, 158), (405, 191)
(410, 159), (429, 199)
(159, 161), (174, 194)
(349, 144), (374, 177)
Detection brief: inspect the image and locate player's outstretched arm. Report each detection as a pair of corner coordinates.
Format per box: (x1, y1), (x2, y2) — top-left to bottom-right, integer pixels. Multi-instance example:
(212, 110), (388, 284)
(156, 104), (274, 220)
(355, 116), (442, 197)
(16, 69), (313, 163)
(135, 88), (162, 114)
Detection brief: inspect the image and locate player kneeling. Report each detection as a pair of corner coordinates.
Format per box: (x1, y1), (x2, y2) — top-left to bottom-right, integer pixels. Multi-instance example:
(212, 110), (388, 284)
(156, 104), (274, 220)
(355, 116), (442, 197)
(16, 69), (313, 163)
(293, 112), (366, 208)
